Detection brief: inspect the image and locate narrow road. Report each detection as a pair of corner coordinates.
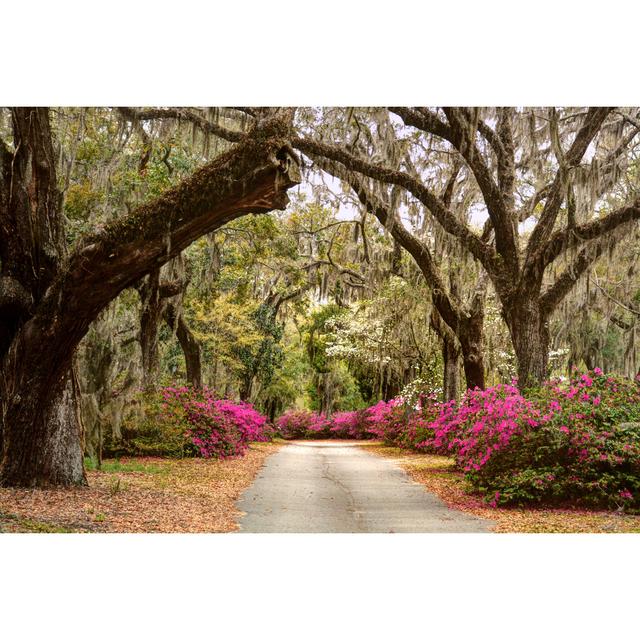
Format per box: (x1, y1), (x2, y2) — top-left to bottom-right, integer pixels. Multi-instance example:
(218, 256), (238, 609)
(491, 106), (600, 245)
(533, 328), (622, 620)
(236, 441), (493, 533)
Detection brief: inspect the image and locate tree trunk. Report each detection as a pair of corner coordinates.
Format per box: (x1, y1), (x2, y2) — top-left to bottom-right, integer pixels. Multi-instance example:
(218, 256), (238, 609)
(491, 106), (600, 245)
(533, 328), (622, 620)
(504, 298), (550, 389)
(165, 303), (202, 388)
(0, 371), (86, 487)
(0, 108), (86, 487)
(239, 380), (253, 403)
(442, 334), (461, 402)
(430, 302), (484, 395)
(458, 322), (485, 391)
(139, 269), (165, 388)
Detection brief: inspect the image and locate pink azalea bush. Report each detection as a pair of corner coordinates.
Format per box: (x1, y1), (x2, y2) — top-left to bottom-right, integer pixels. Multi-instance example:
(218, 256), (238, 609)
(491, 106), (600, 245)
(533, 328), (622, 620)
(387, 370), (640, 511)
(159, 386), (273, 458)
(275, 405), (387, 440)
(113, 386), (274, 459)
(276, 410), (331, 439)
(362, 399), (407, 443)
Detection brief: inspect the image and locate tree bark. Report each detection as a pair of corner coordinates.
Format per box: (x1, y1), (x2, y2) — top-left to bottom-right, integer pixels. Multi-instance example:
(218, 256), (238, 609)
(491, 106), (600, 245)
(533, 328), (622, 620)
(430, 307), (461, 401)
(441, 334), (461, 402)
(138, 269), (165, 388)
(0, 111), (299, 487)
(165, 302), (202, 388)
(503, 298), (550, 389)
(458, 300), (486, 391)
(0, 108), (86, 486)
(0, 371), (86, 487)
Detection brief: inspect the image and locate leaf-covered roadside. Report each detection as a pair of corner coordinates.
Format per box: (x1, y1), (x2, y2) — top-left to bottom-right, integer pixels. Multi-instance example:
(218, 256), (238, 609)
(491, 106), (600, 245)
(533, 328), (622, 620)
(359, 443), (640, 533)
(0, 442), (282, 533)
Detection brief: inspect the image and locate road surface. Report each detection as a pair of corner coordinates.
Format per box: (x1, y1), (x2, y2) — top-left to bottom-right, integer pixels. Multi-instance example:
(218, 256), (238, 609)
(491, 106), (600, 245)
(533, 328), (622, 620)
(236, 441), (493, 533)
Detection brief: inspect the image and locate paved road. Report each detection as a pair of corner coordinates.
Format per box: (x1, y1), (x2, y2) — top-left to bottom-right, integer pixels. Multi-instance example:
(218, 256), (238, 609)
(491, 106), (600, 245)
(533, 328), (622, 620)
(236, 441), (493, 533)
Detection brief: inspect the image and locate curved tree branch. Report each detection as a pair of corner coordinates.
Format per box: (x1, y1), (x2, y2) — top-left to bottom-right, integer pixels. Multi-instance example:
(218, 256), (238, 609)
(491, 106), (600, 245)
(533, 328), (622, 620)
(537, 198), (640, 270)
(3, 117), (301, 398)
(540, 241), (604, 314)
(392, 106), (518, 270)
(116, 107), (245, 143)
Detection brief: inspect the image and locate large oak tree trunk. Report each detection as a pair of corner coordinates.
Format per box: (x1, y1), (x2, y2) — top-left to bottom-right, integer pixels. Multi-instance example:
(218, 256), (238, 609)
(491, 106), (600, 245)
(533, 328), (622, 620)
(459, 312), (486, 391)
(0, 108), (85, 486)
(430, 293), (485, 395)
(0, 371), (86, 487)
(504, 298), (550, 389)
(0, 109), (299, 487)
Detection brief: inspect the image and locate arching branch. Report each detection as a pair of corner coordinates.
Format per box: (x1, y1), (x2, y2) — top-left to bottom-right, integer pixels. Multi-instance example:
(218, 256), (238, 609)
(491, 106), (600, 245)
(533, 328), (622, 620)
(392, 106), (518, 270)
(327, 161), (465, 333)
(537, 198), (640, 270)
(540, 242), (604, 315)
(3, 117), (301, 395)
(116, 107), (245, 143)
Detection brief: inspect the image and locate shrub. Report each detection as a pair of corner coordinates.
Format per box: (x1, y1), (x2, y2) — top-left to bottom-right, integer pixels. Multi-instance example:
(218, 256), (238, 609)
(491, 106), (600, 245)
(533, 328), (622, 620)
(111, 390), (188, 458)
(275, 407), (377, 440)
(330, 409), (376, 440)
(113, 386), (272, 459)
(364, 399), (409, 445)
(407, 371), (640, 511)
(276, 410), (330, 439)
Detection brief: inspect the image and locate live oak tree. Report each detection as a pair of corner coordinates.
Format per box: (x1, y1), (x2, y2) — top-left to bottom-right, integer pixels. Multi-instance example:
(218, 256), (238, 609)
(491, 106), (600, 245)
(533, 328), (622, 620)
(0, 107), (299, 487)
(295, 112), (489, 393)
(292, 107), (640, 388)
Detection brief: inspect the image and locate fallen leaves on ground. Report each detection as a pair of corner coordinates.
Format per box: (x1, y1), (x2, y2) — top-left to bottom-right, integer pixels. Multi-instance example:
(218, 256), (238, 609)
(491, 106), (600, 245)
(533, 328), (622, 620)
(360, 443), (640, 533)
(0, 442), (283, 533)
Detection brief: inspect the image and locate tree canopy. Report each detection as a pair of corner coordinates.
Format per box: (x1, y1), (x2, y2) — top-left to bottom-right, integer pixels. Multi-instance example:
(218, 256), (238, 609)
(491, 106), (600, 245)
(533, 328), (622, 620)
(1, 106), (639, 487)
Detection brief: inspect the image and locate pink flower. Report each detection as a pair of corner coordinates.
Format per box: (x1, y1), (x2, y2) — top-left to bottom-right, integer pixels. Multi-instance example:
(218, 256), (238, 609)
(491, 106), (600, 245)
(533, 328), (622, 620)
(488, 491), (501, 508)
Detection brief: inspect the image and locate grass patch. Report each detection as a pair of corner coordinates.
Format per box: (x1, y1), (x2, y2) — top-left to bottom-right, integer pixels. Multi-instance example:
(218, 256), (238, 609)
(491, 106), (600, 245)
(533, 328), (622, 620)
(0, 511), (76, 533)
(84, 457), (168, 475)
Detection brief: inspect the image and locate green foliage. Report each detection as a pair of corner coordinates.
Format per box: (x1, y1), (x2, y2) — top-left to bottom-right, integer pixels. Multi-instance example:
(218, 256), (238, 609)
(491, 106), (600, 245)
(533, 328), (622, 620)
(106, 391), (189, 458)
(307, 361), (365, 413)
(234, 303), (285, 395)
(258, 326), (313, 417)
(305, 304), (347, 374)
(84, 458), (168, 474)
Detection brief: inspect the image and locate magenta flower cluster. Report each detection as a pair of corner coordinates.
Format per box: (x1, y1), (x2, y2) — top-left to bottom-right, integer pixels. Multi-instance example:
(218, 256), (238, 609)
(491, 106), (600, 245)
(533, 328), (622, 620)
(160, 386), (273, 459)
(275, 401), (401, 441)
(371, 370), (640, 510)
